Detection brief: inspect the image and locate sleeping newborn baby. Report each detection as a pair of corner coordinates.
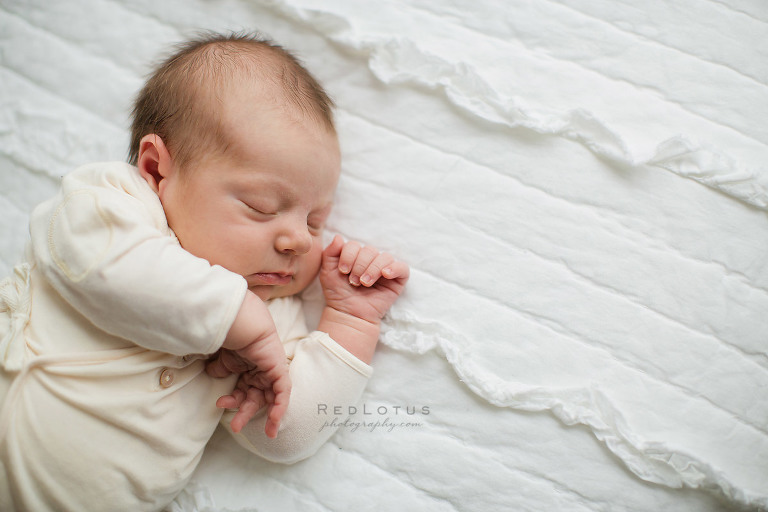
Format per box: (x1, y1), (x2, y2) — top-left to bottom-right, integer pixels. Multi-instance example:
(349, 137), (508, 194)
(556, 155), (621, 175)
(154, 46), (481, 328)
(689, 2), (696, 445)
(0, 32), (408, 511)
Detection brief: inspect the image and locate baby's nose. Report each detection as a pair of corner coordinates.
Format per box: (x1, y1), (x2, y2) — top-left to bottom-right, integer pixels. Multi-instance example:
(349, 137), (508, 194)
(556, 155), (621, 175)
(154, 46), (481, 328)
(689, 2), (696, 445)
(276, 224), (312, 255)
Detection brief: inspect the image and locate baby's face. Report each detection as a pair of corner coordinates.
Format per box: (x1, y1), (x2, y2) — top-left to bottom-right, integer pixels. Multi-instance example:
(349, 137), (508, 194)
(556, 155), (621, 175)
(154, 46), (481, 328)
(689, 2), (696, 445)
(158, 94), (341, 301)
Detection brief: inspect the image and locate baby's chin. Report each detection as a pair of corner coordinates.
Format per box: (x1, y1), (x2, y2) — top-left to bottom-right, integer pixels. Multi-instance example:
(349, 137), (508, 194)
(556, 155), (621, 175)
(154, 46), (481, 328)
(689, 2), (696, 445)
(248, 285), (281, 301)
(249, 282), (307, 301)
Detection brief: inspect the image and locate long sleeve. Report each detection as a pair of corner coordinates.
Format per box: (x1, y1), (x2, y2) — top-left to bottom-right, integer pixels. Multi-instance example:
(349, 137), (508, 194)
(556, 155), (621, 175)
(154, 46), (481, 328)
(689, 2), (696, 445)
(222, 298), (373, 464)
(28, 162), (246, 356)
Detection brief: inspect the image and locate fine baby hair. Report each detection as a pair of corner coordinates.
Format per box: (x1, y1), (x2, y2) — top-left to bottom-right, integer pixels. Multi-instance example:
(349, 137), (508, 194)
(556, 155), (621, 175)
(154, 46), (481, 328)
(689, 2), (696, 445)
(128, 31), (336, 169)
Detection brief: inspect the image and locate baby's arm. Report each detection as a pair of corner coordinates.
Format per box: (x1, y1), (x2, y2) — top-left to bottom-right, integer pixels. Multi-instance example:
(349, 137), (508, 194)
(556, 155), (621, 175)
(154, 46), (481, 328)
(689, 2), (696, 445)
(207, 292), (291, 438)
(215, 235), (408, 436)
(318, 235), (410, 364)
(221, 330), (372, 464)
(29, 165), (249, 357)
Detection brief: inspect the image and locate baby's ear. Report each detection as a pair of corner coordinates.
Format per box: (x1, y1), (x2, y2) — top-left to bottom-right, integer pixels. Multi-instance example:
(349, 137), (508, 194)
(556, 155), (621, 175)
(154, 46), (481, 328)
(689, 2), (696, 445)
(137, 134), (174, 194)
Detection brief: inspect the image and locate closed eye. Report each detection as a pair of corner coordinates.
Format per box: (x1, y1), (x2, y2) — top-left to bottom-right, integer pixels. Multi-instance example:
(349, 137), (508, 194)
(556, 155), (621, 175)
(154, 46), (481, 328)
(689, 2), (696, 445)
(242, 201), (277, 217)
(308, 204), (332, 234)
(307, 222), (325, 235)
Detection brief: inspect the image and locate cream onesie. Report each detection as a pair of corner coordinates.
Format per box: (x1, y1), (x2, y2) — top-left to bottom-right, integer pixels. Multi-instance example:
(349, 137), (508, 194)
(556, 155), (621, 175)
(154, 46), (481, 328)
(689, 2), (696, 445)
(0, 162), (372, 512)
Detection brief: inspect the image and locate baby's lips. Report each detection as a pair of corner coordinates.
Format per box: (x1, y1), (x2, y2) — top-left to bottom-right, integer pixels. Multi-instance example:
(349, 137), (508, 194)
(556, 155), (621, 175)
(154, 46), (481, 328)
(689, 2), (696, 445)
(247, 272), (292, 286)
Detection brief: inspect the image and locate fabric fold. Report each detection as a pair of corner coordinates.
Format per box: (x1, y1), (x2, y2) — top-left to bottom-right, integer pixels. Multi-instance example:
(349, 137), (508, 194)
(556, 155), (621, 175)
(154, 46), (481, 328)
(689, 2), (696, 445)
(270, 0), (768, 211)
(380, 310), (768, 510)
(0, 263), (32, 372)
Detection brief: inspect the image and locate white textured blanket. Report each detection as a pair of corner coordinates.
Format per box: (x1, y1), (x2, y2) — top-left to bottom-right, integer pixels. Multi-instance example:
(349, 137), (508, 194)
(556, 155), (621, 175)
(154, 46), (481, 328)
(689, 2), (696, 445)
(1, 1), (766, 510)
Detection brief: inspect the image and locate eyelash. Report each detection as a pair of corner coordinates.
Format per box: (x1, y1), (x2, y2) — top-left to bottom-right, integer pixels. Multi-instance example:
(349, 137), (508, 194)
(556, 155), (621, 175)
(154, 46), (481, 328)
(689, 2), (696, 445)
(244, 202), (325, 233)
(244, 202), (276, 216)
(307, 218), (326, 233)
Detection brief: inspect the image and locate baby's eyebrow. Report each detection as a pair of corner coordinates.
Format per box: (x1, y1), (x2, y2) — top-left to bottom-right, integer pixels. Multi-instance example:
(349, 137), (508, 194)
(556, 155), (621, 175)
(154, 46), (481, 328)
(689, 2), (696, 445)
(238, 175), (335, 213)
(237, 175), (291, 198)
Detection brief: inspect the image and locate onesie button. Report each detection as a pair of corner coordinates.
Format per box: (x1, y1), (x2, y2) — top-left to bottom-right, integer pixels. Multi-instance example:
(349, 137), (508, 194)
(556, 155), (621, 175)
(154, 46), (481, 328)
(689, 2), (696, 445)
(159, 368), (175, 388)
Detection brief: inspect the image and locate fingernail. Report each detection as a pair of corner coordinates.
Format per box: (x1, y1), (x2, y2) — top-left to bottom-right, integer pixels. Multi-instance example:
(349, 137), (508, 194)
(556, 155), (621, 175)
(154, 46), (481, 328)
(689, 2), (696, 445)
(349, 275), (360, 286)
(339, 265), (349, 273)
(361, 274), (372, 285)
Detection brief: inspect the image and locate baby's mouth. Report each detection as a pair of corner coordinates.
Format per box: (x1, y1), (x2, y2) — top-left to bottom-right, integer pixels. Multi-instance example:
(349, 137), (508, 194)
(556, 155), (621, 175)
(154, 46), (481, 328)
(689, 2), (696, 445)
(247, 273), (292, 286)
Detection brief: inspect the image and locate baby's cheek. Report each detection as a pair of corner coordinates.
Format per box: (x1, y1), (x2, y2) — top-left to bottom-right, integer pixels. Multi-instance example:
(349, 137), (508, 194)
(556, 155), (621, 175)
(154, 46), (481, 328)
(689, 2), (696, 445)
(289, 243), (323, 295)
(305, 242), (323, 276)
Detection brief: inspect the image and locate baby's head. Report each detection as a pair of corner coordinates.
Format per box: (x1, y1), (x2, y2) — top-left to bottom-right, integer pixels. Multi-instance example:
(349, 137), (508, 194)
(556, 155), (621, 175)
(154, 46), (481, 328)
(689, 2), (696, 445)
(130, 32), (341, 300)
(128, 31), (336, 171)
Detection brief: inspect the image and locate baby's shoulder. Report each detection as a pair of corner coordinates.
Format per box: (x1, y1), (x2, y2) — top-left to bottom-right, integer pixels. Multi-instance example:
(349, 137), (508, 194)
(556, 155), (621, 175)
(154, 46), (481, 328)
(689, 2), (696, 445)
(50, 161), (165, 225)
(61, 161), (144, 192)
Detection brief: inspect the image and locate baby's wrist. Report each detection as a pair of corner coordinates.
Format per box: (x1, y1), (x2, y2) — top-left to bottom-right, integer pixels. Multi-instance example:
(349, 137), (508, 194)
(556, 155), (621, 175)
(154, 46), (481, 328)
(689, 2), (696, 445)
(322, 306), (380, 332)
(318, 306), (381, 364)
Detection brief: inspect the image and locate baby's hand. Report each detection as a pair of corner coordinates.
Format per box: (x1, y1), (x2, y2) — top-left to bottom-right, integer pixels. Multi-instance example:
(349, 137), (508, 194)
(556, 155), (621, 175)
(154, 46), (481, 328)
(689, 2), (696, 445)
(320, 235), (409, 325)
(206, 341), (290, 437)
(206, 293), (291, 438)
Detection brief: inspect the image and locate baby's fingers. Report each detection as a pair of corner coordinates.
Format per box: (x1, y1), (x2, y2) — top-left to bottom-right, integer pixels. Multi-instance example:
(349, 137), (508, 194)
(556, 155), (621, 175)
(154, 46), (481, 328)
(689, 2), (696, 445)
(205, 351), (231, 378)
(206, 349), (248, 378)
(264, 374), (291, 438)
(347, 246), (382, 286)
(382, 260), (410, 282)
(228, 388), (268, 433)
(215, 386), (246, 409)
(338, 240), (362, 275)
(323, 234), (345, 260)
(359, 252), (395, 287)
